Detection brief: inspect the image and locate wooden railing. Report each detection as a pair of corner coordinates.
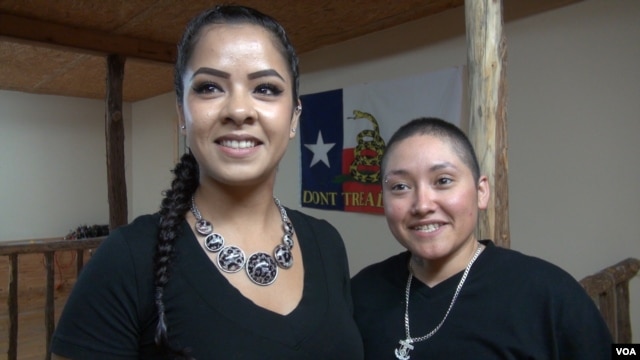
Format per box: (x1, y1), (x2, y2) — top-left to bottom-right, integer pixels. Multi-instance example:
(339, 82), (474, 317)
(580, 257), (640, 343)
(0, 236), (105, 360)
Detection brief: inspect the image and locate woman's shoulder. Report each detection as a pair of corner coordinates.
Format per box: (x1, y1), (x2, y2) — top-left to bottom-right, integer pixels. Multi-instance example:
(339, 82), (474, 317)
(112, 213), (161, 237)
(286, 207), (331, 225)
(483, 240), (580, 286)
(352, 251), (409, 284)
(94, 213), (162, 261)
(285, 207), (340, 237)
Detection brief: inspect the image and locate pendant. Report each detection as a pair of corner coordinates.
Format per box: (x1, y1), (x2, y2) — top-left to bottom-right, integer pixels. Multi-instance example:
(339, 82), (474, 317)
(246, 252), (278, 285)
(274, 244), (293, 269)
(195, 219), (213, 236)
(394, 339), (414, 360)
(204, 233), (224, 252)
(217, 246), (246, 273)
(283, 233), (294, 248)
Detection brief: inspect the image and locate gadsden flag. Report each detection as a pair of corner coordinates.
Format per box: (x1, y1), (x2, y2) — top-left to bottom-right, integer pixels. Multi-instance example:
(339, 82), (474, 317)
(299, 66), (464, 214)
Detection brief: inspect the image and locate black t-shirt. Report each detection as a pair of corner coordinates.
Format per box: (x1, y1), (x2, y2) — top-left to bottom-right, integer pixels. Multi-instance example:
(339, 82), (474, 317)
(52, 209), (364, 359)
(351, 240), (612, 360)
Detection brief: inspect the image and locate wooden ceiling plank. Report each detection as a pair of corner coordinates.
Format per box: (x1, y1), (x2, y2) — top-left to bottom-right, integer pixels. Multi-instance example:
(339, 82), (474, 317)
(0, 13), (175, 63)
(0, 0), (583, 101)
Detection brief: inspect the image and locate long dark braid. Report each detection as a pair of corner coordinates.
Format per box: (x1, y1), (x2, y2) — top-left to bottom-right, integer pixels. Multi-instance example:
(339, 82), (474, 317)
(154, 152), (199, 358)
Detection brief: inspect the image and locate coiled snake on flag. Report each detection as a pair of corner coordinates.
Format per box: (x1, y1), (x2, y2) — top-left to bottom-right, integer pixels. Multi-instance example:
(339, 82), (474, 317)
(348, 110), (386, 184)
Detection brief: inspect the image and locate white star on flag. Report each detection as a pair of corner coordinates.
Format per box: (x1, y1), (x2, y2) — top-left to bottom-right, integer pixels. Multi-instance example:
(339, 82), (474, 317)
(304, 131), (335, 168)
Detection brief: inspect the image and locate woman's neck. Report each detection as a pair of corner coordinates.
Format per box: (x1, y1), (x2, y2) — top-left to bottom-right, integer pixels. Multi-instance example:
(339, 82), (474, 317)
(410, 240), (483, 287)
(191, 181), (280, 230)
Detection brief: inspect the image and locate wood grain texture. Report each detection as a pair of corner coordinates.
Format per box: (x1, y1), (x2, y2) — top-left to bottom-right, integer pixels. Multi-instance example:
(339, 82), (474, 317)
(579, 258), (640, 342)
(106, 54), (128, 230)
(0, 238), (102, 360)
(465, 0), (510, 248)
(0, 0), (582, 101)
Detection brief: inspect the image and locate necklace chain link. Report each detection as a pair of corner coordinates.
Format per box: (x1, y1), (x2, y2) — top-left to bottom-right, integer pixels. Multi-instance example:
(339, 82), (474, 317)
(395, 244), (484, 360)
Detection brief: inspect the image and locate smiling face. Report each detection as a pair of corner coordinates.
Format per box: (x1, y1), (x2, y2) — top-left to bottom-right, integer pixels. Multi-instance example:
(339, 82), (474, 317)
(177, 23), (300, 188)
(382, 134), (489, 265)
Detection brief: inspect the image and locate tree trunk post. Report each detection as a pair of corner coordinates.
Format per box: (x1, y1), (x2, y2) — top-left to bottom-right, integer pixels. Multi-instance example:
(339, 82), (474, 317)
(106, 54), (128, 230)
(465, 0), (510, 247)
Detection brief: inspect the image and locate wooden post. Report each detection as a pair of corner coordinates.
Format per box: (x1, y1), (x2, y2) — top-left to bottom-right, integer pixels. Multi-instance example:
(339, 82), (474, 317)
(76, 249), (84, 275)
(106, 54), (128, 229)
(465, 0), (510, 247)
(8, 254), (18, 360)
(44, 252), (55, 360)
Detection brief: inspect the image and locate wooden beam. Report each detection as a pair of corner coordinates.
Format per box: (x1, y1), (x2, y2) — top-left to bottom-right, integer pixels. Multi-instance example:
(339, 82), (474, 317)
(106, 54), (128, 229)
(44, 251), (54, 360)
(0, 13), (175, 63)
(0, 237), (105, 256)
(465, 0), (510, 247)
(8, 254), (18, 360)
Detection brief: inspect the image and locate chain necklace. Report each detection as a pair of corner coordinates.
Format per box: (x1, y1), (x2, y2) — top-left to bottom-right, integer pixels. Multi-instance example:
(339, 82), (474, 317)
(394, 244), (484, 360)
(190, 196), (295, 286)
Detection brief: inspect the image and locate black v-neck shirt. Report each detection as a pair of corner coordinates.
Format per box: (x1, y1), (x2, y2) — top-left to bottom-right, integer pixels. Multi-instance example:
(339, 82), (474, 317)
(351, 240), (611, 359)
(52, 209), (364, 359)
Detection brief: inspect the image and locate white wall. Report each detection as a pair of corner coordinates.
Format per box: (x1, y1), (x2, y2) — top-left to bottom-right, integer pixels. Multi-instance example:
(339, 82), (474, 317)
(2, 0), (638, 342)
(508, 0), (640, 274)
(130, 92), (178, 217)
(507, 0), (640, 339)
(0, 91), (132, 240)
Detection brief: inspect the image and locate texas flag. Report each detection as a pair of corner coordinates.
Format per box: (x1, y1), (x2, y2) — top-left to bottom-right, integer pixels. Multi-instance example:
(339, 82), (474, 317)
(299, 66), (464, 214)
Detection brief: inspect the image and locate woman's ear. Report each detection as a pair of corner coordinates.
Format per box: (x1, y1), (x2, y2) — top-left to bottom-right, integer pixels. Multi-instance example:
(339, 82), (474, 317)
(290, 100), (301, 139)
(477, 175), (490, 210)
(176, 102), (186, 135)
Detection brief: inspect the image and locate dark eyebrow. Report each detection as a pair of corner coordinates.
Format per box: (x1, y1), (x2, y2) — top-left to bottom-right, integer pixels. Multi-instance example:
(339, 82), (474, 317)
(384, 169), (409, 179)
(191, 67), (230, 80)
(248, 69), (285, 81)
(383, 161), (458, 179)
(430, 161), (457, 172)
(190, 68), (284, 82)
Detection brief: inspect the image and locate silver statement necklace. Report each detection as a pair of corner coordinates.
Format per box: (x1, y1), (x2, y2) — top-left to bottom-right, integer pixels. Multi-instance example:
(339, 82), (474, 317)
(394, 244), (484, 360)
(190, 196), (294, 286)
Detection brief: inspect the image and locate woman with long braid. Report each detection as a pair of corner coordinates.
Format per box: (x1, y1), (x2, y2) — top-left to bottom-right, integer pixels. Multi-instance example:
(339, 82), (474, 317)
(51, 5), (364, 359)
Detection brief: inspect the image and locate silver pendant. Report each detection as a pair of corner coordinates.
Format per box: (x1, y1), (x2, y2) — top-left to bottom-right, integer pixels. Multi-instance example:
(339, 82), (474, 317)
(282, 233), (294, 248)
(204, 233), (224, 252)
(395, 340), (413, 360)
(283, 219), (294, 240)
(195, 219), (213, 236)
(274, 244), (293, 269)
(246, 252), (278, 285)
(217, 246), (246, 273)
